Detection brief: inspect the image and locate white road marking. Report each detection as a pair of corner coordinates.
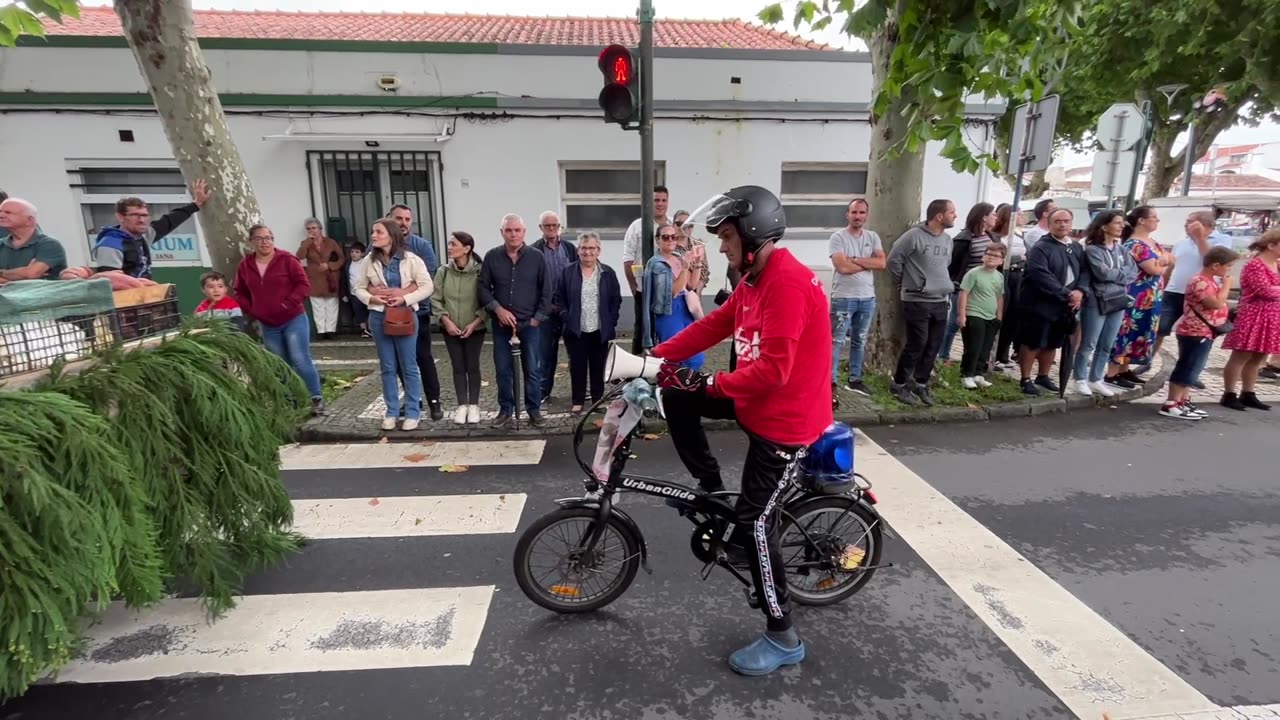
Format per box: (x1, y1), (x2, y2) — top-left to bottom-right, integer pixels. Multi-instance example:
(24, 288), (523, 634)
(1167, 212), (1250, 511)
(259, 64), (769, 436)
(292, 494), (527, 539)
(49, 587), (494, 684)
(279, 439), (545, 470)
(855, 431), (1218, 720)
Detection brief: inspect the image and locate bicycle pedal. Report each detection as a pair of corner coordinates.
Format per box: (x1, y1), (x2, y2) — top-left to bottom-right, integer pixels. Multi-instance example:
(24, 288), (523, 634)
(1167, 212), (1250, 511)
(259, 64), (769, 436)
(743, 588), (761, 610)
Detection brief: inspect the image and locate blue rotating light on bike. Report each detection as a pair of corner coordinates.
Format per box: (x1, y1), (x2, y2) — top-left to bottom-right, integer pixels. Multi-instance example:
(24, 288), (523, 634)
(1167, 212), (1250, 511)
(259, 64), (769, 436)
(801, 422), (855, 478)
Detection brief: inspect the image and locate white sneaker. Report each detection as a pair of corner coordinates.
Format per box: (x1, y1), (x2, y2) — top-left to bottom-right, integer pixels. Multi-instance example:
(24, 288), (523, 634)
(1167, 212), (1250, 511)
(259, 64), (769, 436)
(974, 376), (993, 388)
(381, 417), (396, 431)
(467, 405), (480, 424)
(401, 418), (420, 431)
(1158, 402), (1201, 420)
(453, 406), (468, 424)
(1089, 381), (1116, 397)
(962, 376), (977, 389)
(1074, 380), (1093, 396)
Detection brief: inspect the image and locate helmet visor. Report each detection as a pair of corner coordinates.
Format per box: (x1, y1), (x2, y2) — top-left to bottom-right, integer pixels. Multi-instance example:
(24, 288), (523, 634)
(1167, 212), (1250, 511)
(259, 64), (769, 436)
(680, 193), (750, 241)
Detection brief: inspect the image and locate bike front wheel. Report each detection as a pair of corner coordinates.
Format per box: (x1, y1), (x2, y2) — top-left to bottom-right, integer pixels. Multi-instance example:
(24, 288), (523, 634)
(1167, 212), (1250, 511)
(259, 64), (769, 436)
(781, 496), (883, 606)
(512, 507), (642, 613)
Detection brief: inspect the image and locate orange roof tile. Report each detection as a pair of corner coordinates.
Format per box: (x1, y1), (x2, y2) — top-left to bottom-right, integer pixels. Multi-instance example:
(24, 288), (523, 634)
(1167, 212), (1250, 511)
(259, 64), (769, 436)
(41, 7), (835, 51)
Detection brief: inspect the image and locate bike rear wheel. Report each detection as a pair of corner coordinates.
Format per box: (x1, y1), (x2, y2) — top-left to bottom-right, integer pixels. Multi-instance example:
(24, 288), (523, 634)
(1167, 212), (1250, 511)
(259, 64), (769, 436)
(781, 496), (883, 606)
(513, 507), (642, 613)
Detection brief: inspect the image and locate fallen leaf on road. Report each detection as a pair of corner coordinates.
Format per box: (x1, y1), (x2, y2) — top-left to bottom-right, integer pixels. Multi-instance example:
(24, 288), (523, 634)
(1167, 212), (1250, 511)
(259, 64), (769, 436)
(378, 437), (390, 444)
(403, 453), (429, 463)
(628, 453), (638, 459)
(414, 517), (423, 526)
(641, 433), (663, 440)
(499, 494), (506, 500)
(368, 498), (380, 507)
(439, 464), (469, 473)
(481, 380), (491, 387)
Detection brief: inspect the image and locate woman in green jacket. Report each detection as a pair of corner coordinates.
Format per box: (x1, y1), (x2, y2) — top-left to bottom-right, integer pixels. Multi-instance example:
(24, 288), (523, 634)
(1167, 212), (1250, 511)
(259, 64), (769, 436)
(431, 231), (487, 424)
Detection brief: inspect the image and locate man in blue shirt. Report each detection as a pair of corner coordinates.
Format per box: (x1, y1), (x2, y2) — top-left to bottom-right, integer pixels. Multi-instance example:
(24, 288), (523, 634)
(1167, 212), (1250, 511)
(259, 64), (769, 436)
(530, 210), (577, 405)
(390, 204), (444, 421)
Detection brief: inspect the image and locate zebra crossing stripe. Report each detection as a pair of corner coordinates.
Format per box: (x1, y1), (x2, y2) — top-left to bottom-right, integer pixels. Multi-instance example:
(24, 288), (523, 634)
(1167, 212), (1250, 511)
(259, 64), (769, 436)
(292, 494), (527, 539)
(279, 439), (546, 470)
(48, 586), (495, 684)
(853, 431), (1217, 719)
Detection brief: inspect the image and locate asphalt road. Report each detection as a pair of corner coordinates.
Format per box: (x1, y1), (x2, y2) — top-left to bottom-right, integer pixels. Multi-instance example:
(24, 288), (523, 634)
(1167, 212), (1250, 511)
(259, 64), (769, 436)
(4, 405), (1276, 719)
(867, 402), (1280, 709)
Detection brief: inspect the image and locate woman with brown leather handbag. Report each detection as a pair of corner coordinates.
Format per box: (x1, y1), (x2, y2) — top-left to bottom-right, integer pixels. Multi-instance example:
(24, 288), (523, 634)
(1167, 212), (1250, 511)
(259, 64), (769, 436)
(354, 218), (434, 432)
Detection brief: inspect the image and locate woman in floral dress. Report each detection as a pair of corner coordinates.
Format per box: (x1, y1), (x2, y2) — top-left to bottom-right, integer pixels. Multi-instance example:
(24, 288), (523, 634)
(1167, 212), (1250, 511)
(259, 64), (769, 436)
(1220, 229), (1280, 411)
(1107, 206), (1172, 387)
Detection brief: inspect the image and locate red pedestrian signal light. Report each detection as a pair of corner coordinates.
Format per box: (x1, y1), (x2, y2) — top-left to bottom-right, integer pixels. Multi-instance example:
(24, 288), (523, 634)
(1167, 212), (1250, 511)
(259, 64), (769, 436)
(597, 44), (639, 126)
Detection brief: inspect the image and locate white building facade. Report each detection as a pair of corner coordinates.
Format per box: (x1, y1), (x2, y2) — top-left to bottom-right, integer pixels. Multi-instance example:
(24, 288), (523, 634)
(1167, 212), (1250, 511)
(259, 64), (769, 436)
(0, 9), (1002, 312)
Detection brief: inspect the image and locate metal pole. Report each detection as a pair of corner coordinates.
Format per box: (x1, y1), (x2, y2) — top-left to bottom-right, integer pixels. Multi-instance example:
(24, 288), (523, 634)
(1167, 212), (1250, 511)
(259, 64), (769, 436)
(634, 0), (656, 351)
(1103, 112), (1126, 206)
(1123, 100), (1152, 211)
(1181, 116), (1197, 197)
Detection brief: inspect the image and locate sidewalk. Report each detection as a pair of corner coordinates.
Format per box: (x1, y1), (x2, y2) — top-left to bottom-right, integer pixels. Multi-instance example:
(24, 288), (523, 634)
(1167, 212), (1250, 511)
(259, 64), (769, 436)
(300, 339), (1170, 441)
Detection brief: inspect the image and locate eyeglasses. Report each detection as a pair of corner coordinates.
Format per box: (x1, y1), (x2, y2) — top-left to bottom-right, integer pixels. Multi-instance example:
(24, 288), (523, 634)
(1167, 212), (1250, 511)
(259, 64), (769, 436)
(659, 234), (678, 240)
(253, 236), (275, 243)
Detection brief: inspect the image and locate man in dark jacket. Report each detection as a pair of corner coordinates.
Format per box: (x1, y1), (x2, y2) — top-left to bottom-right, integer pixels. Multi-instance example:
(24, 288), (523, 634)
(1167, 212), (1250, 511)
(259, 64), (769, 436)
(93, 179), (212, 279)
(1017, 208), (1083, 396)
(531, 210), (577, 405)
(479, 213), (552, 428)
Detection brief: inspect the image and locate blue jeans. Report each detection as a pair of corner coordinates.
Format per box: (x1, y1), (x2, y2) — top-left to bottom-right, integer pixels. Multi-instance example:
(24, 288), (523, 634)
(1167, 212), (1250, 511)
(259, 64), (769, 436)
(1074, 302), (1126, 382)
(260, 312), (323, 398)
(938, 290), (961, 361)
(493, 321), (544, 416)
(538, 313), (564, 400)
(370, 311), (423, 420)
(1170, 334), (1213, 387)
(831, 296), (876, 383)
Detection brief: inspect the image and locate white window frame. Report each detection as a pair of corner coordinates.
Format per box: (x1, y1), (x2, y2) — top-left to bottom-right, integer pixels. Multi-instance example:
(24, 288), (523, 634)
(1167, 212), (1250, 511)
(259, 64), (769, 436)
(559, 161), (667, 234)
(780, 162), (869, 230)
(68, 160), (207, 268)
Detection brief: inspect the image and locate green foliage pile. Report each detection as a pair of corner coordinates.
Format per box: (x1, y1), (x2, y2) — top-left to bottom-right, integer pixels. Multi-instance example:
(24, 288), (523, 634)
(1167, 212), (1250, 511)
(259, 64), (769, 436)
(0, 323), (308, 700)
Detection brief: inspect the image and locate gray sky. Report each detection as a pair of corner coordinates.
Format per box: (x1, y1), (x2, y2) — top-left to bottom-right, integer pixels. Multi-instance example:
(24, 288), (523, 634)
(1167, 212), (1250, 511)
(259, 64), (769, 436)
(78, 0), (1277, 161)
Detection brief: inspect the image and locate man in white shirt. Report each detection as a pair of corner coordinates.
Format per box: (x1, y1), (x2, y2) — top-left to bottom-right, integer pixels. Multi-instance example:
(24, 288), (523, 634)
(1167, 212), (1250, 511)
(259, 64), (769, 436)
(621, 185), (669, 352)
(828, 198), (885, 405)
(1023, 198), (1056, 246)
(1156, 211), (1233, 365)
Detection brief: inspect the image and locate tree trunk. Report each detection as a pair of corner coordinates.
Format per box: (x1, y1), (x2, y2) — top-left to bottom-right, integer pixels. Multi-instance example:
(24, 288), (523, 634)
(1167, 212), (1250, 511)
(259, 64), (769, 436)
(114, 0), (261, 278)
(1141, 121), (1178, 200)
(863, 21), (925, 375)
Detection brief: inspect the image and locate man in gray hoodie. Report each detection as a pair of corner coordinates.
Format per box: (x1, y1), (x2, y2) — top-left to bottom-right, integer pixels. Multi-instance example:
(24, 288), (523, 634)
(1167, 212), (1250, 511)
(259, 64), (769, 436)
(886, 199), (957, 406)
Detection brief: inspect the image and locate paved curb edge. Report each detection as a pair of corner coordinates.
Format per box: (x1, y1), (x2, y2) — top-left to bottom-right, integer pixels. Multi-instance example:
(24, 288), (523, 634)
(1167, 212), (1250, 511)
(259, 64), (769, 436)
(295, 350), (1174, 443)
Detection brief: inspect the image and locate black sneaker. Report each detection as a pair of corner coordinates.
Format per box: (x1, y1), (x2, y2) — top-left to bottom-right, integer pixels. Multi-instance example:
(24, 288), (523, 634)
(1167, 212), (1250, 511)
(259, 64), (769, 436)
(910, 383), (935, 407)
(1020, 379), (1043, 396)
(429, 400), (445, 421)
(490, 412), (514, 428)
(890, 383), (920, 406)
(310, 397), (327, 416)
(1034, 375), (1060, 393)
(845, 380), (871, 397)
(1182, 401), (1208, 417)
(1117, 370), (1146, 385)
(1241, 392), (1272, 411)
(1219, 392), (1247, 411)
(1259, 366), (1280, 381)
(528, 412), (548, 428)
(1105, 375), (1136, 390)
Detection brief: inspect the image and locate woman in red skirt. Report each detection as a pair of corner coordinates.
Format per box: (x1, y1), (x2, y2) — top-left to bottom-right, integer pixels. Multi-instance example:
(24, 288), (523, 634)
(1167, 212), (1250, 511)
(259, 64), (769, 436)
(1221, 229), (1280, 410)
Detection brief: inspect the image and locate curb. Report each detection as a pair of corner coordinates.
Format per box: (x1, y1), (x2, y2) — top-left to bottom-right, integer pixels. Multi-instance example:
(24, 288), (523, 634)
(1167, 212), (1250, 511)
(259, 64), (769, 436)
(296, 350), (1174, 443)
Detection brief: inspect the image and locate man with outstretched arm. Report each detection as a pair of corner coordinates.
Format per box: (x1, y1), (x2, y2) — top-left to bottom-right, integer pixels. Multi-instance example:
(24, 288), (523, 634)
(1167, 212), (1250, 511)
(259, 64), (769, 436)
(649, 185), (833, 676)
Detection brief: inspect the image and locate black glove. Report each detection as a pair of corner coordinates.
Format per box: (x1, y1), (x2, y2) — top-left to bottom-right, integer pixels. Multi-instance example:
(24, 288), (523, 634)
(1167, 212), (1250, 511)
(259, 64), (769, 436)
(657, 362), (710, 393)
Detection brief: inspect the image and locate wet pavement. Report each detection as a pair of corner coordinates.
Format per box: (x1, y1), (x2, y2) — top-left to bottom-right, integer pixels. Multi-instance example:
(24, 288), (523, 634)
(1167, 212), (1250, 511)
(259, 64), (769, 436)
(866, 403), (1280, 709)
(4, 407), (1276, 719)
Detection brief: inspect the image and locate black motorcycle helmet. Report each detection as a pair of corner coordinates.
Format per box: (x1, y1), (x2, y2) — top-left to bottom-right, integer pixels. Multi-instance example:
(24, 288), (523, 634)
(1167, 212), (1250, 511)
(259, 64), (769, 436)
(704, 185), (786, 264)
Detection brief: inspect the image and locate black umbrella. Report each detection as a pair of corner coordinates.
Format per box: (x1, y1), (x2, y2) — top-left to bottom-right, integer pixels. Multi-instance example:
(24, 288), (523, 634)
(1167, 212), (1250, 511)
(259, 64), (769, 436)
(1058, 310), (1080, 399)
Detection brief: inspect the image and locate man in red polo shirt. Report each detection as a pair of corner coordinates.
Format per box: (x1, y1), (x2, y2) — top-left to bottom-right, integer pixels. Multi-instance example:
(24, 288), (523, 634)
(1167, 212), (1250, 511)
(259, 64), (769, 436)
(651, 185), (833, 676)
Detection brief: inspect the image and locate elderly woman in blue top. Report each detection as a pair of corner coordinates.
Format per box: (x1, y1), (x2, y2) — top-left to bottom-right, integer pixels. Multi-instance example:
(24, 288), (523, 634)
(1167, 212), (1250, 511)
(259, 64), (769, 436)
(553, 231), (622, 413)
(643, 223), (704, 370)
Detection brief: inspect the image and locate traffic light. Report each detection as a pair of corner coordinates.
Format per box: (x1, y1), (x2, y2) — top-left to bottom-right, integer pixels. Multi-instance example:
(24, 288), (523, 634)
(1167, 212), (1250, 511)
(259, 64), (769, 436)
(597, 44), (639, 127)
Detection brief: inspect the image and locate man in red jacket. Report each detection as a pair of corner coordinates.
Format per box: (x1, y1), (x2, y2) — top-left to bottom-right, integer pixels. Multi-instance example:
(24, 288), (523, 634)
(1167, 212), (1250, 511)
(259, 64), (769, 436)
(650, 185), (833, 676)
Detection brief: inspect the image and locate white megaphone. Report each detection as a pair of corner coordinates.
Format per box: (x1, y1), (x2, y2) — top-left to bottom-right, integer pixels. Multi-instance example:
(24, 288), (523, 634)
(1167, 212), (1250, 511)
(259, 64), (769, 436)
(605, 344), (664, 383)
